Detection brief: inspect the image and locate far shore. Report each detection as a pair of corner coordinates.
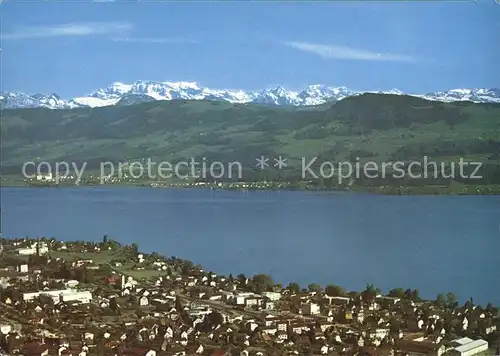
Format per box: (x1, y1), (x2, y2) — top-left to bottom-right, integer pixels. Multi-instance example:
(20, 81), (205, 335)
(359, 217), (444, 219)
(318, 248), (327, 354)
(1, 179), (500, 195)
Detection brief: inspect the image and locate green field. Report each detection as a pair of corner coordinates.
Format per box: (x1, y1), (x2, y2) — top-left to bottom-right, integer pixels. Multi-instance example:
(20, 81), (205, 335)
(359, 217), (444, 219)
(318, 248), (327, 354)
(48, 249), (121, 262)
(47, 249), (174, 280)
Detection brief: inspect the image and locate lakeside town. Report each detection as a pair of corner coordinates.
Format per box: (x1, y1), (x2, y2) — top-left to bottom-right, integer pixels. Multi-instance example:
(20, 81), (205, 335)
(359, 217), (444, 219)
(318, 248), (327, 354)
(3, 171), (500, 196)
(0, 237), (498, 356)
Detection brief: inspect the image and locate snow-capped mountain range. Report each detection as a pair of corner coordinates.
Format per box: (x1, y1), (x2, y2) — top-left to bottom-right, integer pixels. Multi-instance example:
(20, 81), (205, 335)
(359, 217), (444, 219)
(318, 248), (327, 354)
(1, 81), (499, 110)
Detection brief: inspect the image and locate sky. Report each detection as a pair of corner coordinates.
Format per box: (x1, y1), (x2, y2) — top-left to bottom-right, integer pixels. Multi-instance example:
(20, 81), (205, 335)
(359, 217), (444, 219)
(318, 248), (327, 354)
(1, 0), (499, 98)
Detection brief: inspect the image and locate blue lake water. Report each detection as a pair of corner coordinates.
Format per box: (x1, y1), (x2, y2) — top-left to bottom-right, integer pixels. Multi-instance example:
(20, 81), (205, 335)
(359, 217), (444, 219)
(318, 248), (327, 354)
(1, 187), (499, 305)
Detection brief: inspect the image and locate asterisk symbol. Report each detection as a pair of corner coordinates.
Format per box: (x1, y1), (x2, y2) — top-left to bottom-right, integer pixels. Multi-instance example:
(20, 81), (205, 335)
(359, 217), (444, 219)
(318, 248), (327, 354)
(256, 156), (269, 170)
(274, 156), (287, 169)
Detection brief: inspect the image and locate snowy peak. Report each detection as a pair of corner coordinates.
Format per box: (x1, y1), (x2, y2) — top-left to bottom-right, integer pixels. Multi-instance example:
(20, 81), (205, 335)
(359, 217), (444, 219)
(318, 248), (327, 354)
(91, 82), (133, 99)
(298, 85), (355, 105)
(163, 81), (200, 91)
(0, 92), (72, 109)
(1, 81), (500, 110)
(253, 86), (300, 106)
(421, 88), (500, 103)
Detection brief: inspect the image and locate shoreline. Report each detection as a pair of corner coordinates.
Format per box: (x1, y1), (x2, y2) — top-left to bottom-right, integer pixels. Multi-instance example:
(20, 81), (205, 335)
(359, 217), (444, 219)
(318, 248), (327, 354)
(1, 181), (500, 195)
(1, 236), (495, 307)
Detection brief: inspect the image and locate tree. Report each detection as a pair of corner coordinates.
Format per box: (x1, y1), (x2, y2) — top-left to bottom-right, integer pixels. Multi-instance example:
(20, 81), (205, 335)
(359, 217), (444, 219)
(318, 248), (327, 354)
(83, 268), (93, 284)
(237, 274), (247, 285)
(109, 297), (118, 313)
(181, 263), (192, 275)
(130, 243), (138, 256)
(403, 288), (419, 300)
(389, 318), (402, 334)
(156, 303), (170, 312)
(150, 252), (162, 261)
(287, 282), (301, 294)
(389, 288), (405, 298)
(74, 268), (88, 283)
(436, 293), (446, 307)
(365, 284), (378, 295)
(308, 283), (322, 293)
(325, 284), (345, 297)
(361, 284), (378, 302)
(175, 296), (183, 312)
(464, 298), (474, 310)
(252, 274), (274, 288)
(207, 311), (224, 328)
(486, 303), (498, 316)
(446, 292), (458, 309)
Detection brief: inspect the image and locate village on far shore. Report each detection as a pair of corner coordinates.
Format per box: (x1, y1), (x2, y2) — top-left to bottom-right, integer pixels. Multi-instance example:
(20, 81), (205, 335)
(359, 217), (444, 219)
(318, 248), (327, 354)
(0, 237), (498, 356)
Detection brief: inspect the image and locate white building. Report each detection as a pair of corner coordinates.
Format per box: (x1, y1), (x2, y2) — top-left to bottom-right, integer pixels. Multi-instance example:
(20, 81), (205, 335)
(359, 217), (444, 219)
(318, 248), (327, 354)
(18, 248), (36, 255)
(139, 296), (149, 306)
(23, 289), (92, 304)
(17, 242), (49, 256)
(121, 275), (138, 290)
(265, 301), (275, 310)
(484, 324), (496, 335)
(17, 264), (28, 273)
(326, 296), (350, 305)
(65, 280), (80, 288)
(188, 309), (212, 318)
(235, 292), (255, 305)
(448, 338), (489, 356)
(0, 323), (12, 335)
(369, 328), (389, 340)
(36, 173), (53, 181)
(262, 292), (282, 301)
(61, 291), (92, 304)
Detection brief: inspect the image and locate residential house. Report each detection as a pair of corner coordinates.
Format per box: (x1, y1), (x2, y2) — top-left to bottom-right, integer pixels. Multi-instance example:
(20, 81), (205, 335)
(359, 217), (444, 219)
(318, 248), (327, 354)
(302, 303), (320, 316)
(245, 296), (263, 307)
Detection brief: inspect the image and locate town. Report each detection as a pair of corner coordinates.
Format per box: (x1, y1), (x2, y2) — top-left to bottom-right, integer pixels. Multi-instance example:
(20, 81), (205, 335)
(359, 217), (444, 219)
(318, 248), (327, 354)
(0, 237), (498, 356)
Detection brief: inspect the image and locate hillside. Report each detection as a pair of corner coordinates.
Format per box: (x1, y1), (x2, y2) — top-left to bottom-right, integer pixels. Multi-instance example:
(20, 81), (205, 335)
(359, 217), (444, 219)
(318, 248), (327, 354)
(2, 93), (500, 187)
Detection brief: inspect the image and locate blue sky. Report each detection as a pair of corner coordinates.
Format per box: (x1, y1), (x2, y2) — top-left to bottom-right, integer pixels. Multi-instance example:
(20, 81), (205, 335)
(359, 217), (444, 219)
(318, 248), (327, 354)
(2, 0), (499, 97)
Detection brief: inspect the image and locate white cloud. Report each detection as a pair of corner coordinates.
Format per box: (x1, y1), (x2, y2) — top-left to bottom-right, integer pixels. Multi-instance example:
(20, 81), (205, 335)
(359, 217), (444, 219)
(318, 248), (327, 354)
(2, 22), (132, 40)
(111, 37), (198, 44)
(285, 41), (418, 62)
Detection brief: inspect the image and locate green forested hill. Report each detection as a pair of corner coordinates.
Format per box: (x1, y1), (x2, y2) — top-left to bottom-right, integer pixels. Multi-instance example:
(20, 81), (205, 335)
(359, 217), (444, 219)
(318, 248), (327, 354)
(2, 93), (500, 187)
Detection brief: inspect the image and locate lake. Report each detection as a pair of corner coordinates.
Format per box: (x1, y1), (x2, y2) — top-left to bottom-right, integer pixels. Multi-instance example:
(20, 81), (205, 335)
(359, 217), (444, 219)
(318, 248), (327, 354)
(1, 187), (499, 305)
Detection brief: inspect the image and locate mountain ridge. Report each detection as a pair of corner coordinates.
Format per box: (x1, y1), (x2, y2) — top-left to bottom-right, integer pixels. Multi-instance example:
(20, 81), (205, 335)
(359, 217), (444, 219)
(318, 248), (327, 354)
(1, 81), (500, 110)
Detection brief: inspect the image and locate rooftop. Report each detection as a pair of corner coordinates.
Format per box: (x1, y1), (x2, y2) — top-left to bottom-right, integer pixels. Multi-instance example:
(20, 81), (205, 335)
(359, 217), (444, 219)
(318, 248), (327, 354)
(453, 339), (488, 353)
(452, 337), (475, 345)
